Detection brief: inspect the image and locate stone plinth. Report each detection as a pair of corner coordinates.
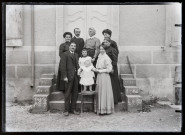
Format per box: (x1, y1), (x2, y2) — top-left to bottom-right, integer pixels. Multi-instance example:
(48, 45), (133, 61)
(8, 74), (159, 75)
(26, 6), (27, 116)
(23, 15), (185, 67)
(124, 86), (139, 95)
(32, 94), (49, 112)
(125, 95), (142, 112)
(36, 86), (52, 94)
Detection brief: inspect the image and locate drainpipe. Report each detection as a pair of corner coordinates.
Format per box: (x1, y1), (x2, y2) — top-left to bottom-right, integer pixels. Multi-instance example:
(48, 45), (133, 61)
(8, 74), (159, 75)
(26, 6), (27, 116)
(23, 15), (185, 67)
(30, 5), (35, 87)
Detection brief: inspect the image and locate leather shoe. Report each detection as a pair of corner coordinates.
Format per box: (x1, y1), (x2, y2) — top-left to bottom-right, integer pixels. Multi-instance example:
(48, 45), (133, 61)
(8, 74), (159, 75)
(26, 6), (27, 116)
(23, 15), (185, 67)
(71, 111), (80, 115)
(63, 111), (69, 116)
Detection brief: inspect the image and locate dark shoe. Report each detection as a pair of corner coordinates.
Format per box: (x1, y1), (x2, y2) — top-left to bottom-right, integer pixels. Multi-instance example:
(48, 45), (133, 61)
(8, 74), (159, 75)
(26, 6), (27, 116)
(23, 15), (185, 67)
(63, 111), (69, 116)
(71, 110), (80, 115)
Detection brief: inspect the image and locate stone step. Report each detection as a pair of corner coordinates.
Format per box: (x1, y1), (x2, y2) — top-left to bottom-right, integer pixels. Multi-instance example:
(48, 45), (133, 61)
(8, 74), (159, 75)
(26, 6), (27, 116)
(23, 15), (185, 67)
(49, 100), (126, 112)
(124, 86), (139, 95)
(36, 86), (52, 94)
(50, 91), (125, 102)
(50, 91), (97, 102)
(32, 94), (50, 112)
(41, 73), (55, 78)
(52, 84), (57, 92)
(120, 74), (134, 78)
(39, 78), (54, 86)
(114, 101), (127, 112)
(122, 78), (136, 86)
(125, 95), (142, 113)
(50, 91), (65, 101)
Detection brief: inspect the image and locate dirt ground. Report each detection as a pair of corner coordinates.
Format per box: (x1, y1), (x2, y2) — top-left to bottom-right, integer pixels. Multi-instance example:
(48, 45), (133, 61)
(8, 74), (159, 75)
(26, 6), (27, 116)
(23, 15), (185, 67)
(5, 102), (182, 132)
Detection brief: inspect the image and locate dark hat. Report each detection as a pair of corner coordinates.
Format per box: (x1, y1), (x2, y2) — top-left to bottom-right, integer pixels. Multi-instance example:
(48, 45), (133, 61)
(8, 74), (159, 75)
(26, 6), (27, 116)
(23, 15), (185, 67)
(102, 29), (112, 37)
(63, 32), (73, 38)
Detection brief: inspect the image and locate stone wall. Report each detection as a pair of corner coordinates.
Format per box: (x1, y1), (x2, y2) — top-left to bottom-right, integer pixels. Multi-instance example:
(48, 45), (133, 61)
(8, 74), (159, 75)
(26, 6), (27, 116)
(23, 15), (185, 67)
(6, 5), (56, 102)
(118, 5), (181, 103)
(5, 5), (181, 103)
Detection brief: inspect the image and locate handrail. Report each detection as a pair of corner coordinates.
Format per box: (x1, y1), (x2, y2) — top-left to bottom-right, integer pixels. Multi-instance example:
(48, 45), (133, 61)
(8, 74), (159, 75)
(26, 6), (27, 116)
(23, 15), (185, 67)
(126, 56), (134, 77)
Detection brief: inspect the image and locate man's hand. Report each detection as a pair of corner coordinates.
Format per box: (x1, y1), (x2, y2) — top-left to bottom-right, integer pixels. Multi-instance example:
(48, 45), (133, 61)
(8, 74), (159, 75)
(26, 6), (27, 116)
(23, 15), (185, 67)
(64, 77), (68, 83)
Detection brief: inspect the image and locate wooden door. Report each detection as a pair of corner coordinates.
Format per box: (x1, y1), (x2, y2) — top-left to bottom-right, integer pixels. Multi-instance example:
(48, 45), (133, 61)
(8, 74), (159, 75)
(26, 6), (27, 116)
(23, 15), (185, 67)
(64, 5), (112, 42)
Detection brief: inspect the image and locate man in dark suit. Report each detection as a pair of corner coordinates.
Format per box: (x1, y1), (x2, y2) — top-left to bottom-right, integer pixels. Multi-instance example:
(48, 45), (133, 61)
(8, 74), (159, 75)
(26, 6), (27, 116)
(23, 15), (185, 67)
(60, 42), (80, 116)
(71, 28), (85, 57)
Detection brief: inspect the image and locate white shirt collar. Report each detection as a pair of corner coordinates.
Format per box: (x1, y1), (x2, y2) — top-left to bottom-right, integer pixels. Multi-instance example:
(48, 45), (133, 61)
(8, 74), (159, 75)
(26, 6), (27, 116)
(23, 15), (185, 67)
(70, 51), (74, 54)
(90, 35), (95, 39)
(75, 35), (80, 38)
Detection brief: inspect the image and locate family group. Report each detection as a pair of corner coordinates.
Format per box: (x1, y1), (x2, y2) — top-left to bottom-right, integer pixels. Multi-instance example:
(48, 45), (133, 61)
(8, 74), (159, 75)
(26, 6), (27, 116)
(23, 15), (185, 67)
(56, 28), (122, 116)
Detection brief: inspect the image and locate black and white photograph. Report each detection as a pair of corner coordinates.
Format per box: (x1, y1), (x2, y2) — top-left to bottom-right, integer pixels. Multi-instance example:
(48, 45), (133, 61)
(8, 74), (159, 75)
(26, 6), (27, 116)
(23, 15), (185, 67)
(3, 2), (182, 132)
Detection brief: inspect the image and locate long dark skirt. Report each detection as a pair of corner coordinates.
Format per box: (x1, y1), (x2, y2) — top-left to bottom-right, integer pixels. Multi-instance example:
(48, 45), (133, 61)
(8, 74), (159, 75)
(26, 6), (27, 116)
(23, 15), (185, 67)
(56, 62), (65, 91)
(110, 65), (122, 104)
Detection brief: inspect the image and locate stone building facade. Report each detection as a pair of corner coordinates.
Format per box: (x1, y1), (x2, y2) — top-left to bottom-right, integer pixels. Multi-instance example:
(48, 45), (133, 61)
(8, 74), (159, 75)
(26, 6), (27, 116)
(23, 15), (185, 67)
(6, 4), (181, 103)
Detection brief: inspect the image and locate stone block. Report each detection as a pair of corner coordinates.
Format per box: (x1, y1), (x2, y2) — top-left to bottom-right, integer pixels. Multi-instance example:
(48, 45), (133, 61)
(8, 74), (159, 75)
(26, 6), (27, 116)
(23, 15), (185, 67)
(49, 101), (94, 112)
(6, 51), (28, 64)
(174, 66), (182, 83)
(78, 93), (95, 102)
(153, 51), (181, 64)
(118, 51), (151, 64)
(120, 74), (134, 78)
(175, 84), (181, 105)
(136, 65), (169, 78)
(39, 78), (54, 86)
(119, 64), (135, 74)
(36, 86), (52, 94)
(35, 51), (56, 64)
(124, 86), (139, 95)
(6, 78), (34, 101)
(49, 98), (126, 113)
(6, 66), (15, 78)
(33, 94), (49, 112)
(123, 79), (136, 86)
(34, 5), (56, 46)
(125, 95), (142, 112)
(50, 91), (64, 101)
(41, 73), (55, 78)
(114, 101), (127, 112)
(17, 66), (32, 78)
(35, 65), (55, 78)
(119, 5), (165, 46)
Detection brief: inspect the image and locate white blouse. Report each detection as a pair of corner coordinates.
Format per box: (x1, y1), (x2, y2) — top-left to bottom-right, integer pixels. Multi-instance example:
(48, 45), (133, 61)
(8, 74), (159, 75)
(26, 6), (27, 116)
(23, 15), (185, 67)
(96, 53), (112, 73)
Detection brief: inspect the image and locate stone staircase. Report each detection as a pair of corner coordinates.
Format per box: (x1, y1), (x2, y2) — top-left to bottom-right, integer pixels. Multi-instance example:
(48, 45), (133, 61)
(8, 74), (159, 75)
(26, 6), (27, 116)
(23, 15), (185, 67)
(120, 74), (142, 112)
(49, 84), (127, 112)
(30, 74), (55, 113)
(31, 72), (142, 113)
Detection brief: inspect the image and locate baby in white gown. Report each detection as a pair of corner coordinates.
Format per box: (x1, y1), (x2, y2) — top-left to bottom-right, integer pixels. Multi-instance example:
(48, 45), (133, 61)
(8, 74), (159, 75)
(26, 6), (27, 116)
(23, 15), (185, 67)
(78, 49), (96, 91)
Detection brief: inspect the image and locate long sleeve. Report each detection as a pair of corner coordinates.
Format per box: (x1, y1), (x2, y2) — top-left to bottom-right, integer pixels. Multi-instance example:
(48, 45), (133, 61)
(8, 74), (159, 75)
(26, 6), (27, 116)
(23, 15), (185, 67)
(111, 47), (118, 66)
(59, 44), (64, 58)
(98, 56), (112, 73)
(93, 38), (101, 58)
(60, 53), (67, 79)
(111, 40), (119, 54)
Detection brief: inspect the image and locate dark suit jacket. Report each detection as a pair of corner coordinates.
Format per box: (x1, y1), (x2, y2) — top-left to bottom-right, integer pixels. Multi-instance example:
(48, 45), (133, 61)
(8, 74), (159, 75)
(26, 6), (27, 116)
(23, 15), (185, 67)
(71, 37), (84, 56)
(60, 51), (79, 81)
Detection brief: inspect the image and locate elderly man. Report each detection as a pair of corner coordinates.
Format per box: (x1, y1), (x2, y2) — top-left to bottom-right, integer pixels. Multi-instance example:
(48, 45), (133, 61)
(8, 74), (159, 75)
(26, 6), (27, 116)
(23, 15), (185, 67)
(84, 27), (101, 63)
(71, 28), (85, 57)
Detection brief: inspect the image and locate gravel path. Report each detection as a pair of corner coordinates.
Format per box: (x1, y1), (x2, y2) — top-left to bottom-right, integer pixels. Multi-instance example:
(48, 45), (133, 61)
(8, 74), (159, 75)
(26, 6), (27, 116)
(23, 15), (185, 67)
(5, 103), (182, 132)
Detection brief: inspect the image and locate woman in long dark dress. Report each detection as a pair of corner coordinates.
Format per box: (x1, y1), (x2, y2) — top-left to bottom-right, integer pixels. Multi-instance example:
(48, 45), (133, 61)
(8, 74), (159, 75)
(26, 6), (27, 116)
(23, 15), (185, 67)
(56, 32), (73, 91)
(102, 38), (122, 104)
